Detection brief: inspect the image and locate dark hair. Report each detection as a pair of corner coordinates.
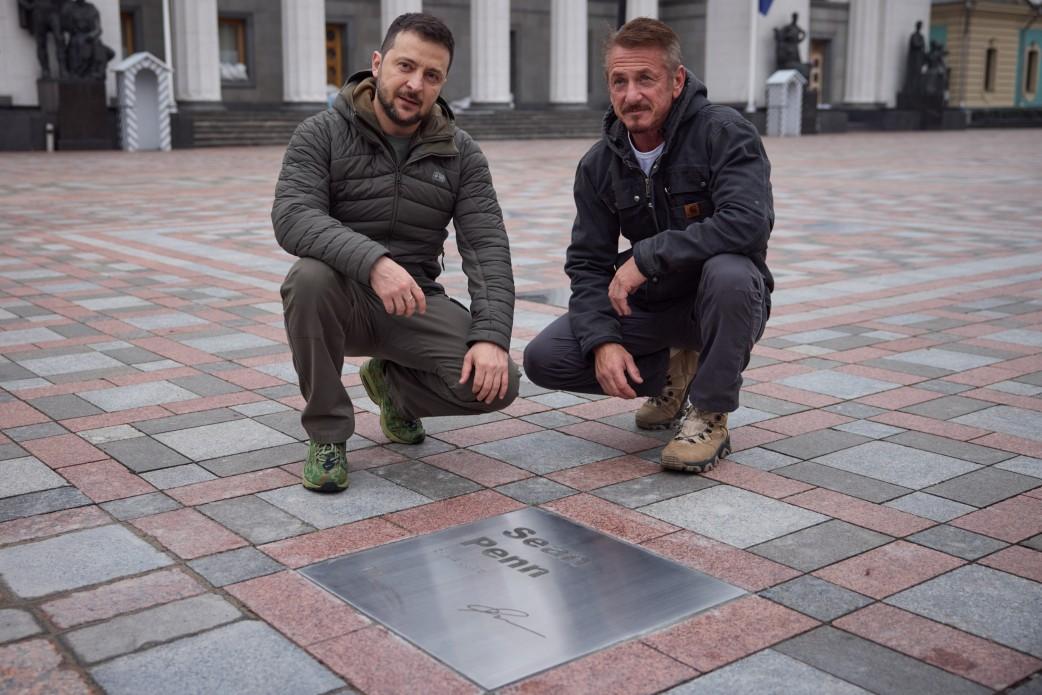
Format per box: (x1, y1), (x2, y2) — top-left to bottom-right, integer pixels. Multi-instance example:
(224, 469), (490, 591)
(380, 13), (455, 70)
(603, 17), (682, 73)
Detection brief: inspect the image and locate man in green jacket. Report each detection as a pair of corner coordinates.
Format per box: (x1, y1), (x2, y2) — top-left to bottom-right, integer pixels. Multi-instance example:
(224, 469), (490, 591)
(272, 13), (519, 493)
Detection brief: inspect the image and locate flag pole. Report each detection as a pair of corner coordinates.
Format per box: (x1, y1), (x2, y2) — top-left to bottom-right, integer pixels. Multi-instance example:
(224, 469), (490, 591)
(746, 0), (758, 112)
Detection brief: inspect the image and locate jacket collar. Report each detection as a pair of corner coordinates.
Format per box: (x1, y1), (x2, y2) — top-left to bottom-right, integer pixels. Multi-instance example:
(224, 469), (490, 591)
(334, 70), (457, 156)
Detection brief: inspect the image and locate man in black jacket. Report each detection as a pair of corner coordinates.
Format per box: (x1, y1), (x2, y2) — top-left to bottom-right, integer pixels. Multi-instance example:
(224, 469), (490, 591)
(524, 18), (773, 474)
(273, 13), (518, 493)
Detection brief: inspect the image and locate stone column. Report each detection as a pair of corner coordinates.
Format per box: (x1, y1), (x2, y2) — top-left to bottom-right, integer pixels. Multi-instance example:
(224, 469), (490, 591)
(171, 0), (220, 103)
(282, 0), (326, 102)
(470, 0), (511, 108)
(382, 0), (422, 35)
(550, 0), (587, 107)
(626, 0), (658, 21)
(845, 0), (883, 104)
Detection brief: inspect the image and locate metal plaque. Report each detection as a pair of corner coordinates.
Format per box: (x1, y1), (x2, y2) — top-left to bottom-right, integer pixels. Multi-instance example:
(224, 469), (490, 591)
(301, 507), (744, 690)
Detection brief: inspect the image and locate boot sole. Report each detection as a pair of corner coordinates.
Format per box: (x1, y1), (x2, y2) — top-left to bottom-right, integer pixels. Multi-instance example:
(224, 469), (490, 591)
(661, 435), (731, 474)
(360, 361), (425, 445)
(302, 479), (349, 493)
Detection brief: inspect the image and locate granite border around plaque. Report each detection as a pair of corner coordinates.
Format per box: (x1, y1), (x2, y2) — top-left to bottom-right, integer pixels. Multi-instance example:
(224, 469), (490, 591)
(301, 507), (745, 690)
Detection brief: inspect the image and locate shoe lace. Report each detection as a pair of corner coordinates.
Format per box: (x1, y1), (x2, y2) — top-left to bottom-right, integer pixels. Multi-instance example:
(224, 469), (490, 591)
(315, 443), (343, 471)
(675, 409), (722, 444)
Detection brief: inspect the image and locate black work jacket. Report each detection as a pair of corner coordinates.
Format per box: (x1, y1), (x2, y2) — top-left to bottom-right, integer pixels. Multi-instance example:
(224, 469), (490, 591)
(566, 71), (774, 358)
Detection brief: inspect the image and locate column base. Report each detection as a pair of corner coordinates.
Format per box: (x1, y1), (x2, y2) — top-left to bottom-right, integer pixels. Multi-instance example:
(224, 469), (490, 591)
(467, 101), (513, 111)
(547, 101), (590, 111)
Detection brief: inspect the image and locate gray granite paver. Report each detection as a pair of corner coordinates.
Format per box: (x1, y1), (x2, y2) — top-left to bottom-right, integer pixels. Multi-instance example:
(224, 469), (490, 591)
(521, 410), (584, 428)
(642, 486), (827, 549)
(887, 565), (1042, 657)
(760, 576), (874, 622)
(16, 351), (125, 377)
(986, 329), (1042, 347)
(99, 437), (190, 473)
(187, 547), (284, 587)
(917, 379), (975, 394)
(749, 520), (892, 572)
(824, 402), (887, 419)
(740, 392), (809, 415)
(0, 457), (67, 499)
(258, 471), (429, 528)
(0, 327), (64, 347)
(884, 492), (977, 522)
(3, 422), (69, 442)
(154, 420), (295, 461)
(774, 626), (989, 695)
(1011, 674), (1042, 694)
(666, 650), (870, 694)
(420, 411), (507, 434)
(834, 419), (905, 439)
(198, 496), (314, 544)
(1024, 534), (1042, 552)
(889, 348), (1002, 371)
(66, 594), (241, 663)
(996, 456), (1042, 479)
(775, 461), (912, 503)
(26, 395), (103, 420)
(885, 430), (1014, 465)
(80, 381), (198, 412)
(906, 524), (1008, 560)
(726, 447), (801, 471)
(181, 333), (278, 354)
(727, 406), (774, 428)
(778, 371), (897, 399)
(592, 472), (717, 508)
(169, 374), (242, 397)
(200, 442), (306, 477)
(0, 609), (42, 643)
(0, 525), (172, 598)
(370, 461), (481, 500)
(954, 405), (1042, 443)
(495, 477), (576, 504)
(0, 486), (92, 523)
(813, 441), (980, 489)
(140, 464), (218, 489)
(901, 395), (993, 420)
(385, 437), (456, 457)
(101, 492), (182, 520)
(471, 430), (623, 473)
(122, 312), (208, 330)
(253, 410), (308, 440)
(0, 443), (26, 462)
(924, 467), (1042, 507)
(527, 391), (592, 408)
(78, 424), (143, 444)
(90, 620), (343, 695)
(763, 429), (871, 460)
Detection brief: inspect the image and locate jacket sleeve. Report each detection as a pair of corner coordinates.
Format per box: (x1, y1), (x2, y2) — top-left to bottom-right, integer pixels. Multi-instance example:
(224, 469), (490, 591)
(631, 116), (772, 279)
(271, 115), (388, 284)
(451, 134), (515, 352)
(565, 160), (624, 359)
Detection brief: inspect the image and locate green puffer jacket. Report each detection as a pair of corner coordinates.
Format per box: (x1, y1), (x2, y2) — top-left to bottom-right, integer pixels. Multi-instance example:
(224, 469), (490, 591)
(271, 70), (514, 352)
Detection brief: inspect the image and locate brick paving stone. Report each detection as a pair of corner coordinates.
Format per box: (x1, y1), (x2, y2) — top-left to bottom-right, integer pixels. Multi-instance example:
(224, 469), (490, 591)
(98, 436), (190, 473)
(701, 460), (816, 499)
(834, 419), (905, 439)
(472, 430), (624, 473)
(0, 457), (67, 498)
(760, 575), (874, 622)
(787, 488), (935, 536)
(0, 609), (41, 643)
(165, 468), (297, 506)
(749, 520), (892, 572)
(259, 471), (430, 529)
(907, 524), (1009, 560)
(309, 625), (476, 695)
(435, 418), (543, 447)
(0, 486), (92, 523)
(924, 467), (1041, 507)
(91, 621), (343, 695)
(762, 429), (871, 460)
(132, 507), (248, 560)
(665, 650), (870, 695)
(955, 405), (1042, 443)
(885, 430), (1014, 465)
(557, 421), (664, 453)
(79, 381), (198, 412)
(65, 593), (241, 663)
(884, 491), (977, 522)
(385, 488), (524, 535)
(133, 408), (242, 435)
(813, 540), (964, 599)
(546, 455), (659, 491)
(139, 463), (217, 489)
(978, 545), (1042, 583)
(153, 419), (295, 461)
(370, 460), (481, 499)
(812, 441), (981, 489)
(643, 486), (827, 549)
(59, 459), (156, 503)
(27, 394), (102, 420)
(887, 565), (1042, 658)
(501, 639), (697, 695)
(757, 409), (853, 436)
(542, 493), (678, 544)
(774, 626), (989, 695)
(258, 517), (412, 568)
(996, 455), (1042, 479)
(198, 495), (314, 545)
(775, 460), (912, 502)
(100, 491), (181, 521)
(725, 447), (801, 471)
(643, 595), (817, 673)
(496, 476), (577, 504)
(0, 638), (92, 693)
(950, 495), (1042, 542)
(643, 530), (800, 592)
(3, 422), (68, 442)
(422, 449), (532, 487)
(0, 505), (109, 546)
(0, 524), (172, 598)
(200, 441), (306, 476)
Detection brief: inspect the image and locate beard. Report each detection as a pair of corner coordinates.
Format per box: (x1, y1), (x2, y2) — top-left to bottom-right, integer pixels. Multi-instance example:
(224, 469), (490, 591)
(375, 77), (427, 128)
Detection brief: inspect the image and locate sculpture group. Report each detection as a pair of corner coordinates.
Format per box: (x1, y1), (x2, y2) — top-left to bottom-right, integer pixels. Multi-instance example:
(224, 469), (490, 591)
(18, 0), (115, 81)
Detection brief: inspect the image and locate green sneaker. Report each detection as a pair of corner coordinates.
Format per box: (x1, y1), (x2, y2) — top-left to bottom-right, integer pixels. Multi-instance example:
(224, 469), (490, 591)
(302, 441), (349, 493)
(360, 358), (425, 445)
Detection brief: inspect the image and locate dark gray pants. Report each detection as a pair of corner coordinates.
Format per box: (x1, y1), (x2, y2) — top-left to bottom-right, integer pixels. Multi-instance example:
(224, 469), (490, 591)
(523, 254), (769, 413)
(281, 258), (520, 444)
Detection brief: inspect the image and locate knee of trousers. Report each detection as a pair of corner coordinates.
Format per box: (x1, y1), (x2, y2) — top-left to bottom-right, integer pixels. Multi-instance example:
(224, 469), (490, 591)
(446, 359), (521, 412)
(281, 258), (343, 305)
(522, 334), (563, 389)
(699, 254), (765, 311)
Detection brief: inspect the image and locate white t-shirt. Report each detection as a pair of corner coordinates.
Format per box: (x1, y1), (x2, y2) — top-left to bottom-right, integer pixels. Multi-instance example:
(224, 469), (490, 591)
(629, 134), (664, 176)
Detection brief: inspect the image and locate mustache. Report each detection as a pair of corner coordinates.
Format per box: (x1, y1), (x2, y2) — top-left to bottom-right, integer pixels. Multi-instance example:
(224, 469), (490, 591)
(397, 89), (421, 104)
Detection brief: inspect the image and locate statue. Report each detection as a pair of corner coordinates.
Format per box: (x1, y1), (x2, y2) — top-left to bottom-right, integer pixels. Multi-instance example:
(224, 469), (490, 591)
(904, 21), (927, 96)
(61, 0), (114, 81)
(17, 0), (66, 79)
(923, 40), (949, 98)
(774, 12), (809, 79)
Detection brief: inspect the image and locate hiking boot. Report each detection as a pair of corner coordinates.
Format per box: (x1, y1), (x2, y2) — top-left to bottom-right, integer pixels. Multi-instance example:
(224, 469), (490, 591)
(360, 357), (425, 445)
(660, 409), (730, 473)
(302, 441), (349, 492)
(635, 350), (699, 430)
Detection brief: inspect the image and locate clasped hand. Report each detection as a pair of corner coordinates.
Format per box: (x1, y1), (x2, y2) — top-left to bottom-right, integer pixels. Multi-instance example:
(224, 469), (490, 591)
(370, 256), (427, 317)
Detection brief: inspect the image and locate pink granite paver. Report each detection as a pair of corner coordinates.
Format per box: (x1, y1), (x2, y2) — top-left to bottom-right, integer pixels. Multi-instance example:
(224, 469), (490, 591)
(951, 495), (1042, 542)
(642, 530), (801, 591)
(422, 449), (532, 487)
(0, 639), (91, 693)
(546, 455), (660, 491)
(58, 459), (155, 503)
(542, 494), (678, 544)
(0, 506), (110, 547)
(787, 488), (935, 537)
(814, 541), (964, 598)
(131, 507), (248, 559)
(978, 545), (1042, 583)
(384, 489), (524, 535)
(21, 434), (108, 469)
(258, 518), (412, 568)
(165, 468), (297, 506)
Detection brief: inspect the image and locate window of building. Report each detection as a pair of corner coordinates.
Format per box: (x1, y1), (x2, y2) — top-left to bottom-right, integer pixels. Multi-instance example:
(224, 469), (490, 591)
(1027, 43), (1040, 96)
(984, 45), (997, 92)
(218, 16), (249, 82)
(326, 23), (345, 88)
(120, 10), (136, 56)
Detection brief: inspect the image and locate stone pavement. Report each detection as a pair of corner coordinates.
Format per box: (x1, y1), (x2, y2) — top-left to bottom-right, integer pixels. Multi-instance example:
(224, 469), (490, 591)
(1, 129), (1041, 694)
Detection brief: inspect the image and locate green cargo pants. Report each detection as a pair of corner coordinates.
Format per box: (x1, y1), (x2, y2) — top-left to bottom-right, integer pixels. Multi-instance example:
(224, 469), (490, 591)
(281, 258), (520, 444)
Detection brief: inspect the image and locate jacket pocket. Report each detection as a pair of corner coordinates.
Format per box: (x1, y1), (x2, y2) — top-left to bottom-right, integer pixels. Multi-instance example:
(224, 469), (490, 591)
(612, 180), (653, 240)
(665, 167), (714, 229)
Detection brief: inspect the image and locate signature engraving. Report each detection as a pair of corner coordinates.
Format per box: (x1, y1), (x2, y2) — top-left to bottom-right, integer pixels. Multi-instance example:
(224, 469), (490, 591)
(458, 604), (546, 639)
